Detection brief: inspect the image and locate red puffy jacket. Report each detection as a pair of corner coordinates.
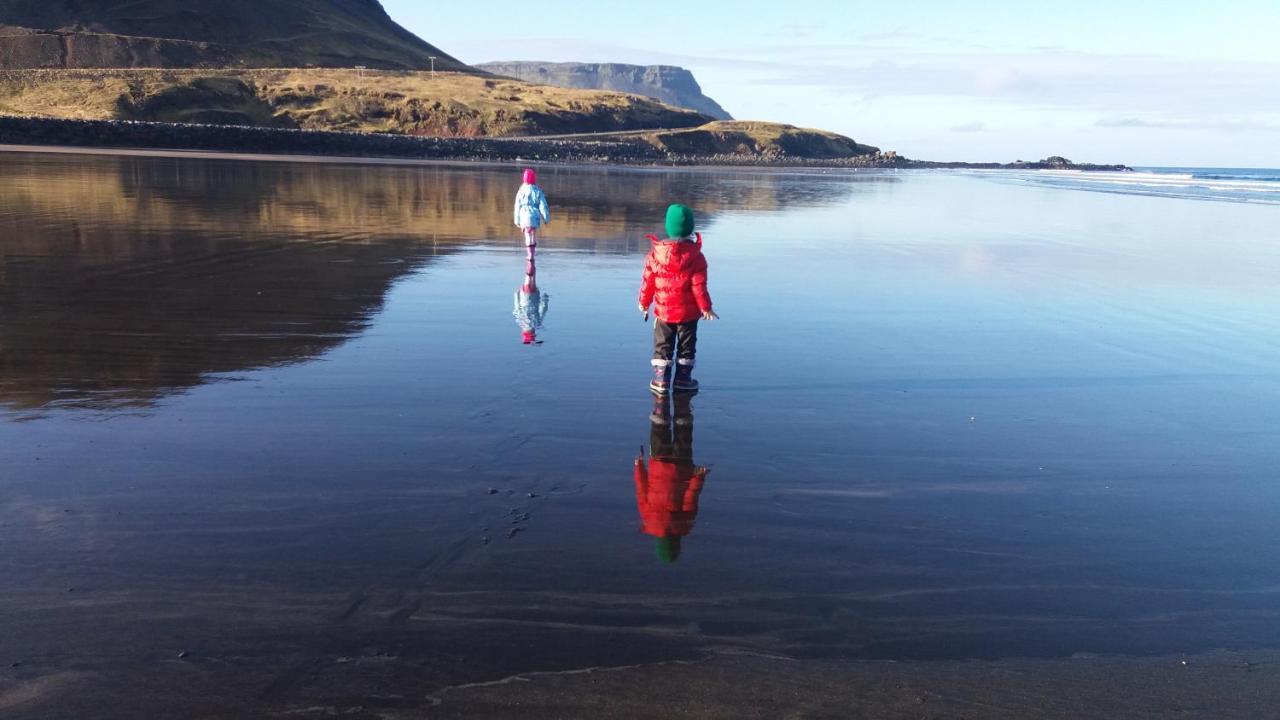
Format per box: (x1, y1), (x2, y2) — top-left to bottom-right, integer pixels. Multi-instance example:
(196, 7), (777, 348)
(638, 233), (713, 324)
(634, 458), (707, 538)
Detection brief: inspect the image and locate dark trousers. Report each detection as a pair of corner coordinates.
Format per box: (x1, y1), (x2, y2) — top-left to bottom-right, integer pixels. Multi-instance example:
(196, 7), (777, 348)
(653, 319), (699, 365)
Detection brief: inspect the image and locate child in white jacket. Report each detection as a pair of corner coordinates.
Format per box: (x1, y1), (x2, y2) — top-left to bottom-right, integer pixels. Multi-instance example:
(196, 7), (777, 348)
(513, 168), (550, 260)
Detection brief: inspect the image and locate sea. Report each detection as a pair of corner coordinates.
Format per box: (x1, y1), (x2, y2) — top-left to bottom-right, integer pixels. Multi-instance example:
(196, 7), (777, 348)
(2, 149), (1280, 718)
(979, 165), (1280, 204)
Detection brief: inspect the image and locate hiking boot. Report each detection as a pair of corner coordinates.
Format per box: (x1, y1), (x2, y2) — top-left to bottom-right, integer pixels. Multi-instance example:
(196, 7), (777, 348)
(650, 360), (671, 395)
(673, 362), (699, 393)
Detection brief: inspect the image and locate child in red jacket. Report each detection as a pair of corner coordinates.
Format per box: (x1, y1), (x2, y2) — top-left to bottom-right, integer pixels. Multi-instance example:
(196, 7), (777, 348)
(638, 204), (719, 394)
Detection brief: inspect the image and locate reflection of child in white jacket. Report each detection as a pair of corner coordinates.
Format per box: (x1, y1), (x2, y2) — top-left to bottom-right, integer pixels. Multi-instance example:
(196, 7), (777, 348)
(514, 265), (550, 344)
(514, 167), (550, 260)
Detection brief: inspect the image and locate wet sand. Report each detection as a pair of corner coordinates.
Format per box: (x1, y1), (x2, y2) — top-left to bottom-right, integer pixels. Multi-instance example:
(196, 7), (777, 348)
(3, 150), (1280, 717)
(6, 634), (1280, 719)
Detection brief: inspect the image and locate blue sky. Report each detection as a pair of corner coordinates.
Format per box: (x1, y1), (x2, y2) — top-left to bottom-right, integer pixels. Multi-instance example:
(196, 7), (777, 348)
(383, 0), (1280, 166)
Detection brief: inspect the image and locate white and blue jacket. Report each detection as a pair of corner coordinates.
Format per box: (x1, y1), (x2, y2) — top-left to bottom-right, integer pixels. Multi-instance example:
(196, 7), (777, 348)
(513, 183), (550, 229)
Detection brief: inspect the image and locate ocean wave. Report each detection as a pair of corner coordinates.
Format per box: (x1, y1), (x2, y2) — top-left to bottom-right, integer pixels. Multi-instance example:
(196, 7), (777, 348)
(975, 169), (1280, 205)
(1193, 173), (1280, 182)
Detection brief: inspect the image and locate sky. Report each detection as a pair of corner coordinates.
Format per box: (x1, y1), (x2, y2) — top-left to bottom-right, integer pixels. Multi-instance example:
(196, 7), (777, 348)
(382, 0), (1280, 167)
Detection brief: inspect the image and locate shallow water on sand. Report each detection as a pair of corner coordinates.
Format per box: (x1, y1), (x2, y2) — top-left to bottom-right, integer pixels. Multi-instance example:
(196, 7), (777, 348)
(3, 151), (1280, 718)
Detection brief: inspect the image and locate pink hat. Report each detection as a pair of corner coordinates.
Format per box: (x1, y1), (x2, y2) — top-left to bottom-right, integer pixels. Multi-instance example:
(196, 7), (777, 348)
(522, 168), (536, 185)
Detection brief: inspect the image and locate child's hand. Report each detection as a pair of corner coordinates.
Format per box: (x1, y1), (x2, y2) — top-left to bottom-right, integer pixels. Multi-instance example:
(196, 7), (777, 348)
(702, 310), (719, 321)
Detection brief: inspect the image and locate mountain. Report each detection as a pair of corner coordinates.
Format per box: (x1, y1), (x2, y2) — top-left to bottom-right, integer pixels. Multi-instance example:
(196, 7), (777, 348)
(0, 3), (885, 161)
(477, 62), (731, 120)
(0, 0), (465, 70)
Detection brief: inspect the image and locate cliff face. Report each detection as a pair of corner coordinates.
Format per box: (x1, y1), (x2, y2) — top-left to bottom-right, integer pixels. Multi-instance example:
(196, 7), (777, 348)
(477, 62), (731, 120)
(0, 0), (465, 70)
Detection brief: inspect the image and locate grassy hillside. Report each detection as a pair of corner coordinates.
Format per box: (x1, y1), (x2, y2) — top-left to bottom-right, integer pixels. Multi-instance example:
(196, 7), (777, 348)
(643, 121), (877, 160)
(0, 1), (887, 160)
(0, 69), (711, 136)
(0, 0), (465, 70)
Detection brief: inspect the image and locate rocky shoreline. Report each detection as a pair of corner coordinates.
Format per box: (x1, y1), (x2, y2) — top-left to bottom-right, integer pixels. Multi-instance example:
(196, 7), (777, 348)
(0, 115), (662, 164)
(0, 116), (1130, 170)
(907, 156), (1132, 172)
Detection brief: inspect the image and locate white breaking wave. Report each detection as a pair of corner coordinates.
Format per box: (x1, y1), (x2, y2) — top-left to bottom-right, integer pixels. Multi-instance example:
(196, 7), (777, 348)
(970, 168), (1280, 204)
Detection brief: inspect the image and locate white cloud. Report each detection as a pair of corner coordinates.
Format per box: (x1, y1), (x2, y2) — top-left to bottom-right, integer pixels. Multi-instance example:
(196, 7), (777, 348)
(1097, 117), (1280, 132)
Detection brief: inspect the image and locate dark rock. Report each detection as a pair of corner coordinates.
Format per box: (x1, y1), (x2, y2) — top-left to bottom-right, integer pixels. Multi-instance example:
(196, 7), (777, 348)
(0, 1), (466, 71)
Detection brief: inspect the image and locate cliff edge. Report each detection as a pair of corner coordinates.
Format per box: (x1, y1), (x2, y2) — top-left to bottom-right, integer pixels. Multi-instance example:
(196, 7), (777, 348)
(477, 62), (731, 120)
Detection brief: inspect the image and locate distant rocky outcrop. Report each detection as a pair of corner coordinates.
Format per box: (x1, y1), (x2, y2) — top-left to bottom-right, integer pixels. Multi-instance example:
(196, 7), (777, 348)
(0, 0), (466, 70)
(477, 62), (731, 120)
(642, 121), (876, 161)
(906, 156), (1131, 171)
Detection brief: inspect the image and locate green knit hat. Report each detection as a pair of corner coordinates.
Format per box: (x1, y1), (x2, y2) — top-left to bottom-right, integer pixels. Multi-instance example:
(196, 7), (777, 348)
(665, 204), (695, 239)
(655, 535), (682, 564)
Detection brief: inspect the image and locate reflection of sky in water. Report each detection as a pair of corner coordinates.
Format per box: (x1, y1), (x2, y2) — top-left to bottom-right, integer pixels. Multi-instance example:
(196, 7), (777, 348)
(3, 152), (1280, 700)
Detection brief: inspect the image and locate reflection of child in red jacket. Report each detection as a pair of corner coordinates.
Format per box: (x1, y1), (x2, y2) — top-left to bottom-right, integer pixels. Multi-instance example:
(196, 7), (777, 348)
(634, 394), (708, 563)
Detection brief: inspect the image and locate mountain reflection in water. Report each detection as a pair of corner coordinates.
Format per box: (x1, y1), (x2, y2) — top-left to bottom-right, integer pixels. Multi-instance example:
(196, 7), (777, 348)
(0, 153), (865, 412)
